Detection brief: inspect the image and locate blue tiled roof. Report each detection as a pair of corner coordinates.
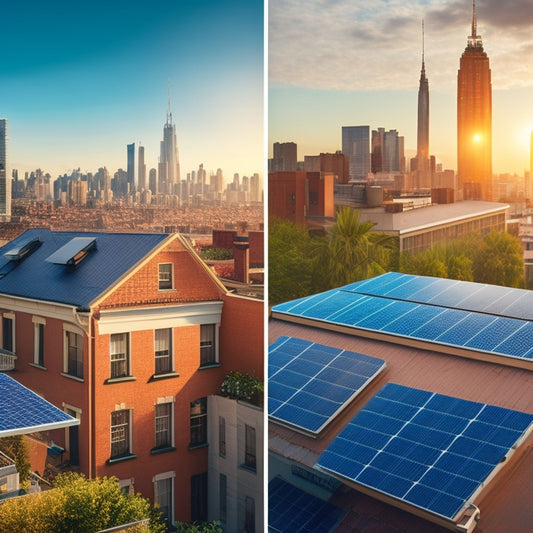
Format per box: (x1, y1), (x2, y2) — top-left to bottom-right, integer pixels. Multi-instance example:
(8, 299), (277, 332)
(0, 229), (169, 308)
(0, 373), (79, 437)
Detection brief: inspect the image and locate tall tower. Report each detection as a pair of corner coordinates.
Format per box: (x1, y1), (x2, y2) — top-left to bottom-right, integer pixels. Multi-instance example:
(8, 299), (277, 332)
(0, 119), (11, 221)
(457, 0), (492, 200)
(413, 21), (431, 189)
(342, 126), (370, 180)
(138, 144), (146, 191)
(159, 82), (181, 195)
(127, 142), (135, 193)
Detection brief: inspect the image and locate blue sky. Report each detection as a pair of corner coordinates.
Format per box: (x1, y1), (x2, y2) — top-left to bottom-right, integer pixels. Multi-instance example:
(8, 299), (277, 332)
(269, 0), (533, 175)
(1, 0), (264, 181)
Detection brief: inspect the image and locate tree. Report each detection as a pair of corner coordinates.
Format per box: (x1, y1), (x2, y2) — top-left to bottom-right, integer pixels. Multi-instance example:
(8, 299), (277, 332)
(0, 472), (165, 533)
(0, 435), (32, 486)
(269, 217), (315, 305)
(311, 207), (397, 291)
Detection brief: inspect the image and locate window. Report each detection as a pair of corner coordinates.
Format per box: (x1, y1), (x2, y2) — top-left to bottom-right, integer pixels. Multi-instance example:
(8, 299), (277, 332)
(190, 398), (207, 447)
(245, 496), (255, 533)
(219, 474), (227, 523)
(158, 263), (173, 290)
(110, 333), (129, 378)
(190, 473), (208, 523)
(244, 424), (256, 471)
(154, 328), (172, 375)
(154, 473), (174, 527)
(219, 416), (226, 457)
(200, 324), (217, 366)
(33, 317), (45, 367)
(155, 402), (173, 449)
(65, 329), (83, 379)
(111, 409), (131, 458)
(2, 314), (14, 352)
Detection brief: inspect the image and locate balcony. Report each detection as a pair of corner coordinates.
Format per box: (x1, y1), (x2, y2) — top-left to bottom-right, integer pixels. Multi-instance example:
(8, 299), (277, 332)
(0, 348), (16, 372)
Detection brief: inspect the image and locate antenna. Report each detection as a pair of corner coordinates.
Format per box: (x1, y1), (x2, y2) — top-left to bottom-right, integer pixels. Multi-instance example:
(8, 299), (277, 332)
(167, 78), (172, 124)
(422, 19), (425, 66)
(472, 0), (477, 38)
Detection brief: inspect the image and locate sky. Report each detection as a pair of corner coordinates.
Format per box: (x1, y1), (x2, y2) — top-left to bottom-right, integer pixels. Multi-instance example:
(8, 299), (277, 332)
(1, 0), (264, 181)
(269, 0), (533, 175)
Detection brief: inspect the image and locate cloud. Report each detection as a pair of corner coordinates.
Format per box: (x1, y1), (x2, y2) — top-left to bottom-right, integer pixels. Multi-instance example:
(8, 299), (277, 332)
(269, 0), (533, 92)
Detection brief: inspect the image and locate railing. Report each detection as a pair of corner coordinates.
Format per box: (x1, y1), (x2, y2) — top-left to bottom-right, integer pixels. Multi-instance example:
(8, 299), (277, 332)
(0, 349), (16, 371)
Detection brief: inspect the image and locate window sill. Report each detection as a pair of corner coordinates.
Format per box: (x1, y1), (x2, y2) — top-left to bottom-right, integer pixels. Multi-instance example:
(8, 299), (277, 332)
(104, 376), (136, 385)
(239, 464), (257, 475)
(157, 288), (177, 292)
(198, 363), (220, 370)
(29, 363), (47, 371)
(188, 442), (208, 451)
(150, 446), (176, 455)
(61, 372), (84, 382)
(107, 453), (137, 465)
(149, 372), (180, 382)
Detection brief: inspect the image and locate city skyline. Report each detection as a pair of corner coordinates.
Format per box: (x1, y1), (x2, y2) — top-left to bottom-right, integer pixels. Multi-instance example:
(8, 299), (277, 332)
(1, 1), (263, 179)
(269, 0), (533, 175)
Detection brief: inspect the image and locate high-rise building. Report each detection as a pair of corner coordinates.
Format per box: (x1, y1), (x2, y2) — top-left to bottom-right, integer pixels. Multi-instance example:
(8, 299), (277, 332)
(159, 88), (180, 195)
(0, 119), (11, 221)
(138, 144), (146, 191)
(457, 0), (492, 200)
(342, 126), (370, 180)
(270, 142), (297, 172)
(372, 128), (404, 174)
(127, 142), (135, 193)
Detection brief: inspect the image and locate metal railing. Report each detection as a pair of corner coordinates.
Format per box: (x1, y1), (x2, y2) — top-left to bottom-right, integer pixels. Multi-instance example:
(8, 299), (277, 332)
(0, 349), (16, 371)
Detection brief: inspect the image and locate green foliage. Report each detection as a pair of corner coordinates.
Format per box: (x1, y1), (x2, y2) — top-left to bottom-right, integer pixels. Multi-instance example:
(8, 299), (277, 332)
(200, 247), (234, 260)
(400, 231), (524, 288)
(221, 371), (263, 406)
(310, 207), (397, 292)
(0, 435), (32, 485)
(174, 521), (223, 533)
(268, 217), (315, 304)
(0, 472), (165, 533)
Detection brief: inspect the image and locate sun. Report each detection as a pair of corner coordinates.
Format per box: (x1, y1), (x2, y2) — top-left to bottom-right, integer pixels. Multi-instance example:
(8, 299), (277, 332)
(473, 133), (482, 143)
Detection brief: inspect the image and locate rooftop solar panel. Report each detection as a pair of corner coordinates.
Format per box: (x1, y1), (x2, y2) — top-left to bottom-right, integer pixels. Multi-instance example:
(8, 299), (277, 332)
(268, 477), (346, 533)
(269, 336), (386, 436)
(0, 373), (80, 437)
(45, 236), (97, 265)
(316, 383), (533, 522)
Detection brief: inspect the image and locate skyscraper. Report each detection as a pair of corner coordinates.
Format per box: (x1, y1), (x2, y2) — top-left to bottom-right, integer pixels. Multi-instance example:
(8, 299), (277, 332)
(159, 87), (180, 195)
(372, 128), (404, 174)
(457, 0), (492, 200)
(127, 142), (135, 193)
(412, 21), (431, 189)
(0, 119), (11, 221)
(138, 144), (146, 191)
(342, 126), (370, 180)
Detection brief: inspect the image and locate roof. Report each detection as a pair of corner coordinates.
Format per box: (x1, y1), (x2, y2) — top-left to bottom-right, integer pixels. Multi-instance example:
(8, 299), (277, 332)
(269, 274), (533, 533)
(0, 373), (79, 437)
(359, 201), (509, 234)
(0, 229), (169, 308)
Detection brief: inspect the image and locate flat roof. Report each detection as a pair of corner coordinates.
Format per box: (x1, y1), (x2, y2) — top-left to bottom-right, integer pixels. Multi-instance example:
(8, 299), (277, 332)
(360, 201), (509, 234)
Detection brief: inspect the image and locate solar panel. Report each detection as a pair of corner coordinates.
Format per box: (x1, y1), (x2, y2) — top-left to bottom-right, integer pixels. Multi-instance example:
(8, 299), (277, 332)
(271, 273), (533, 364)
(269, 336), (386, 436)
(269, 477), (346, 533)
(0, 373), (80, 437)
(316, 383), (533, 521)
(45, 237), (97, 266)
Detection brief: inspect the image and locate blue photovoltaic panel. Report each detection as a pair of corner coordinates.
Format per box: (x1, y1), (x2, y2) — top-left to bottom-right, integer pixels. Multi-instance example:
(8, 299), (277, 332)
(269, 336), (386, 435)
(45, 236), (96, 265)
(316, 383), (533, 521)
(0, 373), (79, 437)
(271, 273), (533, 364)
(269, 477), (346, 533)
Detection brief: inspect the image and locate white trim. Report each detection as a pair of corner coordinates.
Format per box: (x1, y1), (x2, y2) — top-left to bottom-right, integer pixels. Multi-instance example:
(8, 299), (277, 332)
(33, 319), (45, 365)
(97, 301), (223, 335)
(158, 262), (174, 291)
(1, 311), (16, 353)
(153, 471), (175, 525)
(63, 325), (84, 377)
(153, 470), (176, 483)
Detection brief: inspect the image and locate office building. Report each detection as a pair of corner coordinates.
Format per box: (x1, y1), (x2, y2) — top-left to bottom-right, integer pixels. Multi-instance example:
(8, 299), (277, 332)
(138, 144), (146, 191)
(342, 126), (370, 181)
(270, 142), (297, 172)
(304, 152), (350, 184)
(127, 143), (135, 194)
(372, 128), (404, 174)
(0, 119), (11, 221)
(457, 0), (492, 200)
(159, 95), (181, 196)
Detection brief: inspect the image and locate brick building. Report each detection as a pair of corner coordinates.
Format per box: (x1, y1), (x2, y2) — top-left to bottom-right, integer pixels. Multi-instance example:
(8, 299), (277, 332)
(0, 229), (263, 526)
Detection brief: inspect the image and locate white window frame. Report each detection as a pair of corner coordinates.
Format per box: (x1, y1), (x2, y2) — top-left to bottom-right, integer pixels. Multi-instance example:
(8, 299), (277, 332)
(118, 478), (134, 495)
(154, 328), (174, 375)
(63, 324), (84, 380)
(32, 316), (46, 367)
(154, 398), (174, 449)
(1, 312), (15, 353)
(158, 263), (174, 291)
(200, 323), (219, 367)
(110, 408), (132, 458)
(153, 471), (175, 526)
(110, 332), (130, 379)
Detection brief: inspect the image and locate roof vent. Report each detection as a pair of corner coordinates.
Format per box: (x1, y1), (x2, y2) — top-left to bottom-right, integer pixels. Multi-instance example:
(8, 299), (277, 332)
(45, 237), (97, 266)
(4, 237), (41, 261)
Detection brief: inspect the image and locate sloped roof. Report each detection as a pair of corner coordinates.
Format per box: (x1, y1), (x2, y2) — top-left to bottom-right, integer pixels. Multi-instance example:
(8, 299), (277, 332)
(0, 229), (169, 308)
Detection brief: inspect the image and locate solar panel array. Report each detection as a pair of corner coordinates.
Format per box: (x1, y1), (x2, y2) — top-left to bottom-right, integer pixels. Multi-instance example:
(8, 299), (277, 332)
(316, 383), (533, 521)
(0, 373), (79, 437)
(269, 476), (346, 533)
(269, 336), (386, 435)
(272, 273), (533, 362)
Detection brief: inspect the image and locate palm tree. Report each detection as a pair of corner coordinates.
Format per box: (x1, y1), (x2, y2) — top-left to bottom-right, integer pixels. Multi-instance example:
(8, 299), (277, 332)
(311, 206), (397, 291)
